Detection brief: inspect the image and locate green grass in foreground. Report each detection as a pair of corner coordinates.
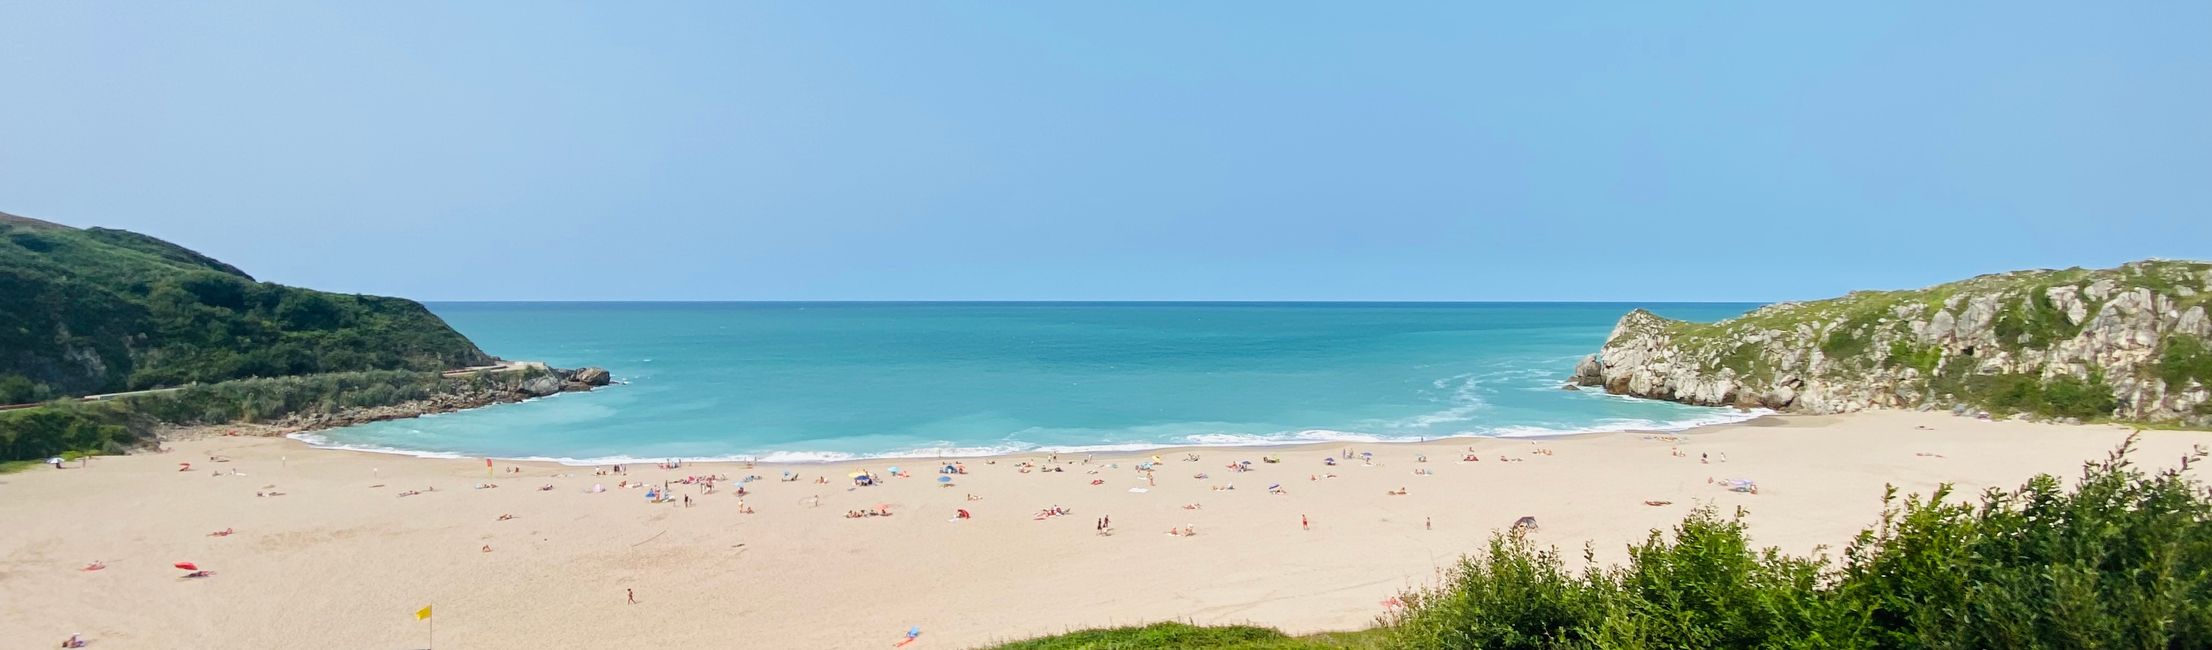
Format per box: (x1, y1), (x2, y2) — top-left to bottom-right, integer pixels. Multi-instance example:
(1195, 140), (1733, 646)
(0, 458), (50, 473)
(989, 623), (1386, 649)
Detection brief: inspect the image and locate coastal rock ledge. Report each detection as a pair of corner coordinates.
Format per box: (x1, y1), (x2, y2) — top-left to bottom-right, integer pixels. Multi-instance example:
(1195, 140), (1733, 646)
(188, 364), (620, 439)
(1569, 260), (2212, 427)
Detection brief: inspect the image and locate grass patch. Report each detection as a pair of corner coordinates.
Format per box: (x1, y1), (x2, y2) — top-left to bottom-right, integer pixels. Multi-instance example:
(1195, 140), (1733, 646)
(0, 458), (52, 473)
(989, 622), (1385, 649)
(2156, 334), (2212, 390)
(1962, 371), (2119, 419)
(1885, 340), (1943, 375)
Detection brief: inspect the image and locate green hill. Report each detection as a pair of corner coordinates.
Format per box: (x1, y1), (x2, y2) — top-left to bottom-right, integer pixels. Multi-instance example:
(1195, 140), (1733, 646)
(0, 211), (493, 402)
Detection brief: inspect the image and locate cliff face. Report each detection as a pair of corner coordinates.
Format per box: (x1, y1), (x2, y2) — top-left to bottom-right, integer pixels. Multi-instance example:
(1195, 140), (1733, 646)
(1571, 260), (2212, 426)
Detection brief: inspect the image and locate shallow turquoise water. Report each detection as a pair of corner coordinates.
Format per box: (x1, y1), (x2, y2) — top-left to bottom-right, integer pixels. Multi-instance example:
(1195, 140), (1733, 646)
(304, 302), (1760, 462)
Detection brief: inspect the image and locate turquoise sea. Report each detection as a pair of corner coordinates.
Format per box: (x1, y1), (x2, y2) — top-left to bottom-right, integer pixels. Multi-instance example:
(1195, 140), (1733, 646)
(303, 303), (1762, 463)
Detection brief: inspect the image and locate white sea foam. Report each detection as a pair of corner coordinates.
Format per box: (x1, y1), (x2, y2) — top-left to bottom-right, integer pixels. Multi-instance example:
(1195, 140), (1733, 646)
(286, 432), (473, 460)
(293, 405), (1772, 465)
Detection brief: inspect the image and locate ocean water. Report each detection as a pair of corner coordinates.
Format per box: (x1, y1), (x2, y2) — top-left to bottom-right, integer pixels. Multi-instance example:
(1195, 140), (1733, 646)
(303, 302), (1762, 463)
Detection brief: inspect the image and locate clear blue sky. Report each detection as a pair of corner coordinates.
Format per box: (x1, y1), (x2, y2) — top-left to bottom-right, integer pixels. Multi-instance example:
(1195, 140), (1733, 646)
(2, 3), (2206, 301)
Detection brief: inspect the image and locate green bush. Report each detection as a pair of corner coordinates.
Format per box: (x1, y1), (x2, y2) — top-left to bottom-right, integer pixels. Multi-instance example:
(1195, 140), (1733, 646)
(1883, 341), (1942, 376)
(1384, 436), (2210, 649)
(0, 404), (132, 460)
(1835, 438), (2212, 647)
(2157, 335), (2212, 390)
(1004, 437), (2212, 649)
(1387, 509), (1847, 650)
(0, 374), (52, 404)
(1991, 288), (2085, 350)
(1963, 371), (2117, 420)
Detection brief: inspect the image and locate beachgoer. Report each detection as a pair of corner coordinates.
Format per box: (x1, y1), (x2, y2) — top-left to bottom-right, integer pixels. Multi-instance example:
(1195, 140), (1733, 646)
(1302, 514), (1309, 530)
(627, 588), (636, 604)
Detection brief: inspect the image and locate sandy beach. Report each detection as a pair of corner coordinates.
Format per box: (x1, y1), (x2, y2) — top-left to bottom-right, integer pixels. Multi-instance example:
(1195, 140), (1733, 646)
(3, 410), (2207, 649)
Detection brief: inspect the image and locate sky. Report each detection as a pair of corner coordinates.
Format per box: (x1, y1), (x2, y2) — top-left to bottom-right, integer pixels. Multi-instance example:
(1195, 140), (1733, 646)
(2, 3), (2207, 302)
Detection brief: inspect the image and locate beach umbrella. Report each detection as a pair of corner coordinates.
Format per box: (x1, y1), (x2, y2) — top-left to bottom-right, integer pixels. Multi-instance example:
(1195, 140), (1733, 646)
(936, 476), (952, 484)
(887, 466), (901, 475)
(174, 562), (198, 571)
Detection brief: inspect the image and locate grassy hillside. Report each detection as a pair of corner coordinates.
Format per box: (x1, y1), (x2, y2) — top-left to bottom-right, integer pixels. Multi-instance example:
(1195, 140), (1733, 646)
(0, 212), (492, 399)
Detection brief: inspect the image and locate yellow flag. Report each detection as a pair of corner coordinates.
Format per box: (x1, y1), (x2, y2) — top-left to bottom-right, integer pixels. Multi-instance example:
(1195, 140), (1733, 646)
(416, 605), (433, 620)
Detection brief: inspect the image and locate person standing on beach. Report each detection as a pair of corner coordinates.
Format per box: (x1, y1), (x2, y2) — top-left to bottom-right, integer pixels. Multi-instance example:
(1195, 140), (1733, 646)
(1302, 514), (1310, 530)
(627, 589), (636, 605)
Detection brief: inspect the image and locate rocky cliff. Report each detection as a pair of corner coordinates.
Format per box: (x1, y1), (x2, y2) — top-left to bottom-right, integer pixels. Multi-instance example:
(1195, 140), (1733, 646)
(1570, 260), (2212, 426)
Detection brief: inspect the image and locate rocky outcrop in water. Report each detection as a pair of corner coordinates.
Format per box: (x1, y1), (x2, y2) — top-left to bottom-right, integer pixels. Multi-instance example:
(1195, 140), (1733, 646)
(1571, 260), (2212, 426)
(571, 367), (612, 386)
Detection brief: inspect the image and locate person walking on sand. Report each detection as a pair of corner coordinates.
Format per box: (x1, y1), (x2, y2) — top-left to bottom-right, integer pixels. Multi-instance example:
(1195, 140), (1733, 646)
(627, 589), (637, 605)
(1426, 517), (1432, 530)
(1302, 514), (1310, 530)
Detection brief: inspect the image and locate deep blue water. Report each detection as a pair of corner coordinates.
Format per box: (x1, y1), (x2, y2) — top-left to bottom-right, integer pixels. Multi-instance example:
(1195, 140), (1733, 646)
(303, 302), (1760, 462)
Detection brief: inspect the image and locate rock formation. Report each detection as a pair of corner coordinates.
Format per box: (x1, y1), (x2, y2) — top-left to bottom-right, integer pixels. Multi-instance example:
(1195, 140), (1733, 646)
(571, 367), (612, 386)
(1571, 260), (2212, 426)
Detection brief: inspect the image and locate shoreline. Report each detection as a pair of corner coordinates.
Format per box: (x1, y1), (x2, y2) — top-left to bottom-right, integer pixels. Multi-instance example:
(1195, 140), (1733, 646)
(273, 404), (1778, 466)
(14, 410), (2206, 649)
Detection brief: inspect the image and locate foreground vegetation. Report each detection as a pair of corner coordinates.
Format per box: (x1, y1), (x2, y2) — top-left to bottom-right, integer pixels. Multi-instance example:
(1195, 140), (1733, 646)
(0, 368), (544, 462)
(993, 437), (2212, 649)
(0, 212), (491, 398)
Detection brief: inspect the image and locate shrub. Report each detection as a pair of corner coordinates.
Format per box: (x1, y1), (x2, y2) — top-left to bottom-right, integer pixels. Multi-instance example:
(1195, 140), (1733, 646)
(2157, 335), (2212, 390)
(1384, 436), (2212, 649)
(1964, 371), (2117, 420)
(1835, 437), (2212, 647)
(996, 439), (2211, 649)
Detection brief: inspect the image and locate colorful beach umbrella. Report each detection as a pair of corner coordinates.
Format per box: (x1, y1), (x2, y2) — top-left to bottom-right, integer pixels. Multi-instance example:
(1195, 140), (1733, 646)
(174, 562), (198, 571)
(937, 476), (952, 484)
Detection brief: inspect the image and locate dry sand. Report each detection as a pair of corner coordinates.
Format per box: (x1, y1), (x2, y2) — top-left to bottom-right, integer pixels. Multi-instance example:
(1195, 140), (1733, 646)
(3, 411), (2207, 649)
